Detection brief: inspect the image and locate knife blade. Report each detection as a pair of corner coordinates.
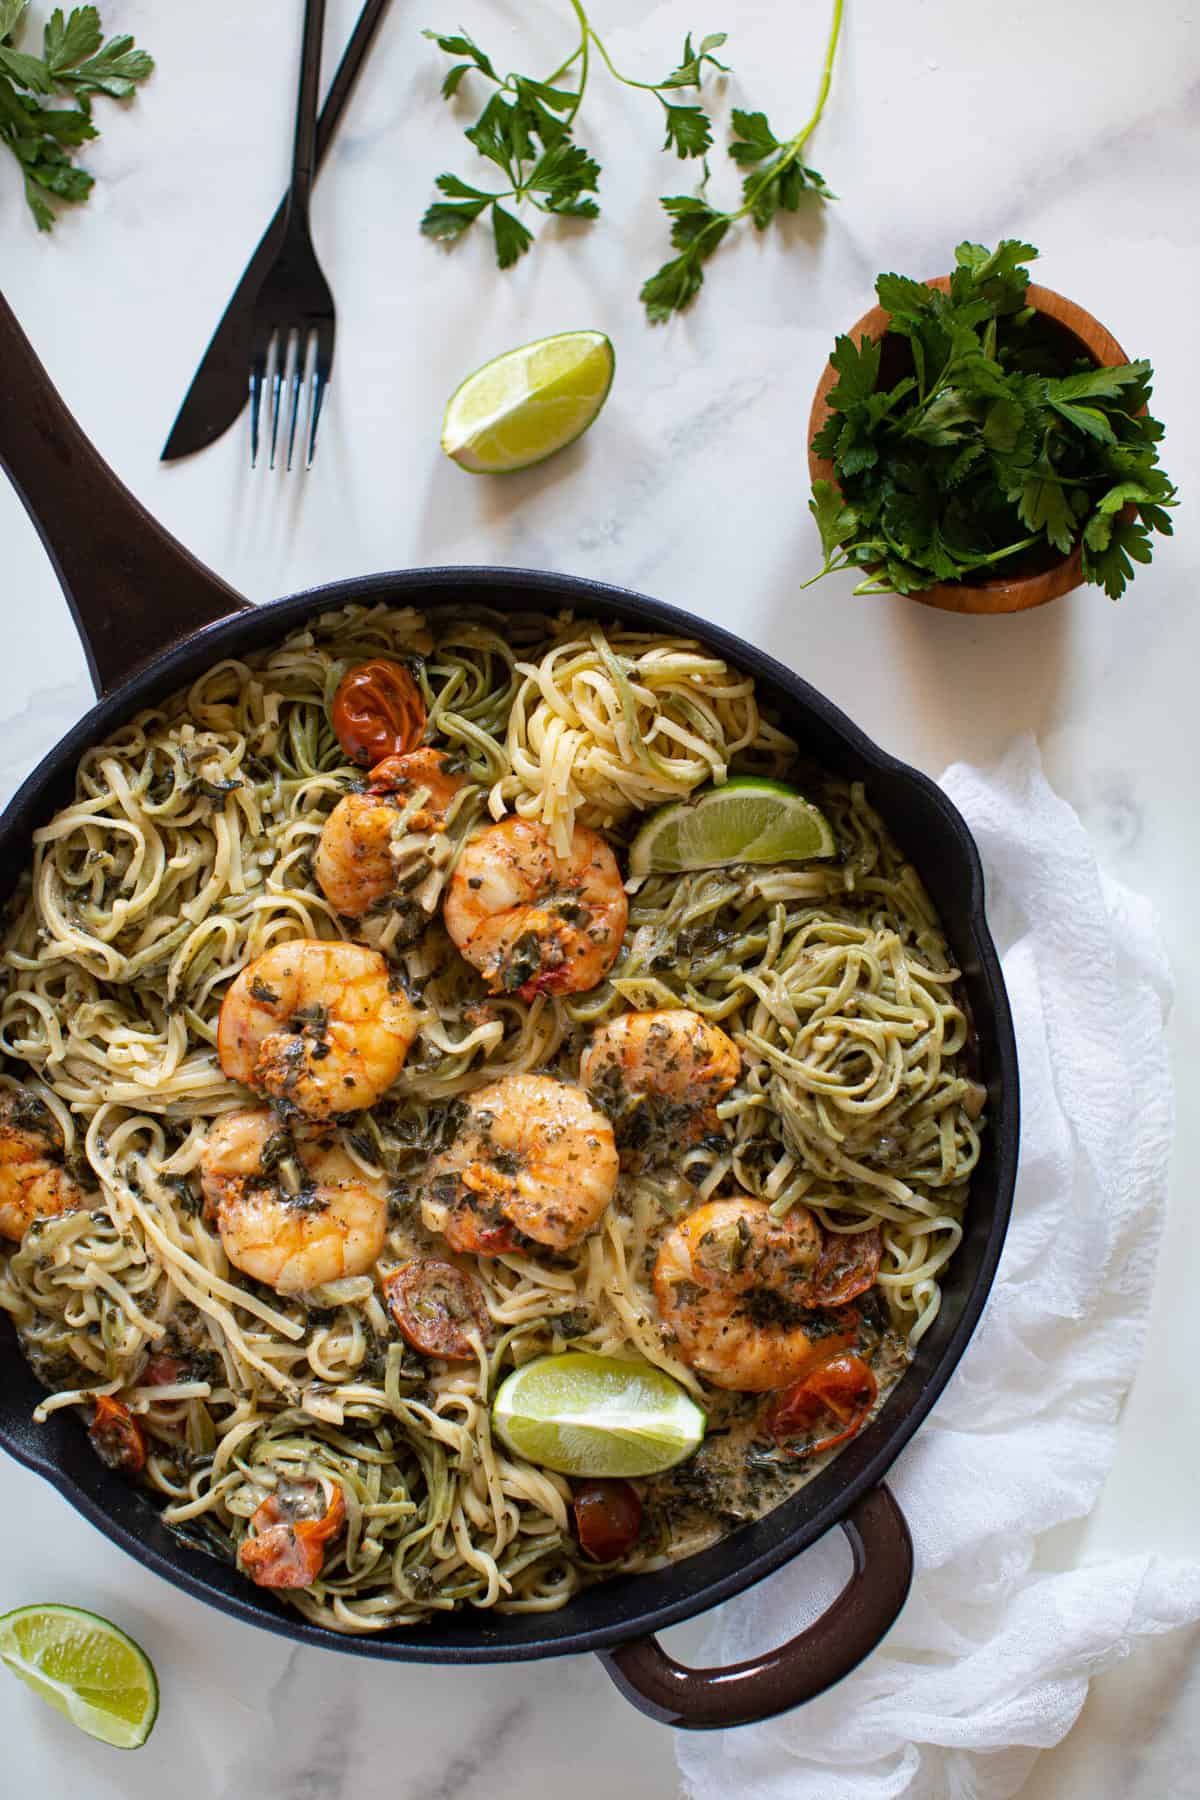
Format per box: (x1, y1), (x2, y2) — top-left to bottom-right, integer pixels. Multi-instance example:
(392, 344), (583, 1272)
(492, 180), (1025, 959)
(161, 0), (391, 462)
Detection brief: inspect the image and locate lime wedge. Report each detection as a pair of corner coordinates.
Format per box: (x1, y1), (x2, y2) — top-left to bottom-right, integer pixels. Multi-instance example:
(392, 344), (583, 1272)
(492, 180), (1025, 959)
(441, 330), (615, 473)
(628, 776), (836, 876)
(493, 1352), (705, 1477)
(0, 1604), (159, 1749)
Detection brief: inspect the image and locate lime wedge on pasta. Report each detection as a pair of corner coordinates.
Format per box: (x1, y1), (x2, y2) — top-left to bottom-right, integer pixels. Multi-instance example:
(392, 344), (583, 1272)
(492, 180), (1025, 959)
(441, 330), (615, 473)
(628, 777), (836, 875)
(0, 1604), (159, 1749)
(492, 1352), (705, 1477)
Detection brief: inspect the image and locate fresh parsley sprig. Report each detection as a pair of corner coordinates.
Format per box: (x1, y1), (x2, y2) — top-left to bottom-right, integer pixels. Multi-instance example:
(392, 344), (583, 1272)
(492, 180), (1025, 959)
(641, 0), (841, 322)
(421, 9), (731, 273)
(0, 2), (153, 230)
(807, 241), (1177, 601)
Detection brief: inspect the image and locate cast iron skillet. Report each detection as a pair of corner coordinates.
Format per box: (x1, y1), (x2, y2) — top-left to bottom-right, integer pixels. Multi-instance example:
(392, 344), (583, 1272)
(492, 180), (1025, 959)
(0, 292), (1019, 1730)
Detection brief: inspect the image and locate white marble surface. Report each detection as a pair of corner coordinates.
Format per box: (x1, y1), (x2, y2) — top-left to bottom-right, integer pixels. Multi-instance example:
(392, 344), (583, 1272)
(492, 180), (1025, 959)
(1, 0), (1198, 1792)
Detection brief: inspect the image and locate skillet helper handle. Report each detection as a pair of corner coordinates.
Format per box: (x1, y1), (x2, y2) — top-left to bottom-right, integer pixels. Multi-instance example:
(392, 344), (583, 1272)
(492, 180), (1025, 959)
(0, 290), (248, 698)
(598, 1484), (912, 1730)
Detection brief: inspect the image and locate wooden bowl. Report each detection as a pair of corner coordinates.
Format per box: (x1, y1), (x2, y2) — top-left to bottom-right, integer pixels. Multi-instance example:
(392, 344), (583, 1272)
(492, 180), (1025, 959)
(806, 278), (1131, 615)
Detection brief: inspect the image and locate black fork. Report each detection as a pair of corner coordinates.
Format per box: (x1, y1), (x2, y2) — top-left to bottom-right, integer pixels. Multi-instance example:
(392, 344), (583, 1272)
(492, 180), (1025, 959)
(249, 0), (335, 470)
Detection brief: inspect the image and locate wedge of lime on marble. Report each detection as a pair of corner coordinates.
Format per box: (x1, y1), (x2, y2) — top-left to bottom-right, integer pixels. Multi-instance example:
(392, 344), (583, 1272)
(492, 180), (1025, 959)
(628, 776), (836, 876)
(441, 330), (615, 473)
(0, 1603), (159, 1749)
(493, 1352), (705, 1476)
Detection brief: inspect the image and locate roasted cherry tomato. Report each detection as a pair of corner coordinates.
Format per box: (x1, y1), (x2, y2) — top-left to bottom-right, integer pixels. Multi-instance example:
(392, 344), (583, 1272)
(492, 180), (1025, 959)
(88, 1395), (147, 1475)
(572, 1479), (643, 1562)
(139, 1354), (183, 1387)
(807, 1227), (882, 1309)
(764, 1353), (878, 1460)
(239, 1486), (346, 1590)
(331, 659), (426, 767)
(384, 1259), (491, 1359)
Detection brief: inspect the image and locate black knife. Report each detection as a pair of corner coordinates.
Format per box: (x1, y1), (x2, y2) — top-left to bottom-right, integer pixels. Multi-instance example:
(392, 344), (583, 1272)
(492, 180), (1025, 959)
(161, 0), (391, 462)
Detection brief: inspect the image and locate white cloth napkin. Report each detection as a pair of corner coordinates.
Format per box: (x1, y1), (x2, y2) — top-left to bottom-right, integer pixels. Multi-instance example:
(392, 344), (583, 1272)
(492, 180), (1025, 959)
(676, 735), (1200, 1800)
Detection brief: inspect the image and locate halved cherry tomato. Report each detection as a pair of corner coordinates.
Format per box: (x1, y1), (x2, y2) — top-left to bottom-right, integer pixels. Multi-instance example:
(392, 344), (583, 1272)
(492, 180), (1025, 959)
(89, 1395), (147, 1475)
(807, 1227), (882, 1309)
(332, 659), (426, 767)
(384, 1259), (491, 1359)
(573, 1479), (643, 1562)
(764, 1353), (878, 1460)
(239, 1486), (346, 1590)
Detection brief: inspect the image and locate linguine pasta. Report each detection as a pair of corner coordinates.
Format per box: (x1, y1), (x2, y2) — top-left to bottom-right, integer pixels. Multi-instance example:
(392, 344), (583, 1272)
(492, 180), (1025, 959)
(0, 604), (984, 1632)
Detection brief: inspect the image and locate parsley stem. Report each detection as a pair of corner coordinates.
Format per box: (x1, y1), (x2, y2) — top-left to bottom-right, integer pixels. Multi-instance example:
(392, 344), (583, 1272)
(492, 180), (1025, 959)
(583, 20), (668, 98)
(787, 0), (844, 160)
(543, 43), (584, 86)
(734, 0), (843, 227)
(562, 0), (592, 131)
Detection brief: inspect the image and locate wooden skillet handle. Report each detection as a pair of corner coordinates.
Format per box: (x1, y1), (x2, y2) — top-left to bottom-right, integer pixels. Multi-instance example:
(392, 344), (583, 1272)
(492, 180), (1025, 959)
(0, 289), (249, 698)
(598, 1485), (913, 1730)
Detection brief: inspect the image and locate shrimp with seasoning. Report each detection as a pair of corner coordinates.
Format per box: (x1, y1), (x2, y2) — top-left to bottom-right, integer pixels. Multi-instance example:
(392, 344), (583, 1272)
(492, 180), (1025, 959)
(0, 1089), (88, 1242)
(217, 940), (418, 1119)
(443, 817), (627, 1000)
(419, 1072), (618, 1255)
(199, 1108), (387, 1295)
(580, 1008), (740, 1167)
(654, 1194), (837, 1391)
(314, 749), (468, 919)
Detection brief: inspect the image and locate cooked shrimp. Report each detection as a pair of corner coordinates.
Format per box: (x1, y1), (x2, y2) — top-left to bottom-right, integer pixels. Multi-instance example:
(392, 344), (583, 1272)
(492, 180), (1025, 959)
(0, 1090), (87, 1242)
(654, 1195), (830, 1391)
(444, 817), (627, 1001)
(199, 1107), (387, 1294)
(580, 1008), (740, 1166)
(420, 1072), (618, 1255)
(314, 750), (467, 918)
(217, 940), (418, 1120)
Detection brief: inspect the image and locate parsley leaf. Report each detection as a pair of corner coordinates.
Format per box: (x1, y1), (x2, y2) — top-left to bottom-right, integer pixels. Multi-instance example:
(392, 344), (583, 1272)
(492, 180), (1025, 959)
(806, 239), (1178, 600)
(491, 202), (533, 268)
(727, 108), (778, 164)
(661, 102), (711, 159)
(0, 3), (151, 229)
(421, 27), (497, 96)
(809, 478), (858, 561)
(639, 190), (730, 322)
(419, 197), (488, 242)
(44, 8), (152, 97)
(526, 139), (600, 213)
(660, 30), (729, 90)
(825, 334), (882, 408)
(1018, 471), (1076, 553)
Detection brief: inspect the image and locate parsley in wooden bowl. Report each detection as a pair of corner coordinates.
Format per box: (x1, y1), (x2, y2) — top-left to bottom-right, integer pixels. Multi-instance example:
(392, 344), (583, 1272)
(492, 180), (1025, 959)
(805, 241), (1177, 613)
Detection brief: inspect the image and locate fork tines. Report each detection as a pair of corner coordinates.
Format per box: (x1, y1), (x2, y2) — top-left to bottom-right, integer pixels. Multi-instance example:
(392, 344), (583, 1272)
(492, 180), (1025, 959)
(250, 322), (332, 471)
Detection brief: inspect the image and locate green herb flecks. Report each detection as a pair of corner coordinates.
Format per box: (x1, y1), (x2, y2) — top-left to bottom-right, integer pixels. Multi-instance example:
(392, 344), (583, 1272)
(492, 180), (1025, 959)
(0, 3), (153, 231)
(807, 239), (1177, 601)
